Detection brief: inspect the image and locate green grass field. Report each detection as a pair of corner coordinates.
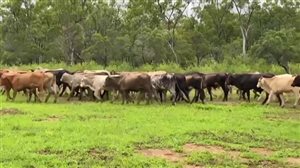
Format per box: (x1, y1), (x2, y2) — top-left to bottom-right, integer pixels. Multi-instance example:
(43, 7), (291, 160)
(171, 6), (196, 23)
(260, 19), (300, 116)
(1, 94), (300, 168)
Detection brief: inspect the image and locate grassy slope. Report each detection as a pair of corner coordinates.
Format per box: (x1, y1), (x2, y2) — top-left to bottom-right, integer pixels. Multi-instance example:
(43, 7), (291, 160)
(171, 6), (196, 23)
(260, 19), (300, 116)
(0, 95), (299, 167)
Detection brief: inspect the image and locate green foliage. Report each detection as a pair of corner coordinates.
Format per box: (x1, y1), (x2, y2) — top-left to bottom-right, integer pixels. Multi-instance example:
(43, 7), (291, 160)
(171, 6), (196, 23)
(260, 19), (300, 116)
(0, 0), (299, 72)
(250, 29), (300, 73)
(1, 61), (299, 74)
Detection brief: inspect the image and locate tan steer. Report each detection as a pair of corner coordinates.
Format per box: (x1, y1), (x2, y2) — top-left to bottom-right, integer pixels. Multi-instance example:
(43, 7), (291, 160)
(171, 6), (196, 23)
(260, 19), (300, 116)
(257, 74), (300, 108)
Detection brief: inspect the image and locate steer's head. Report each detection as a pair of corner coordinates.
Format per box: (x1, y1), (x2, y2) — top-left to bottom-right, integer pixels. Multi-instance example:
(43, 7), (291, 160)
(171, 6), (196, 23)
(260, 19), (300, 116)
(80, 76), (94, 90)
(291, 75), (300, 87)
(256, 77), (264, 88)
(60, 73), (67, 82)
(103, 75), (122, 90)
(225, 73), (233, 86)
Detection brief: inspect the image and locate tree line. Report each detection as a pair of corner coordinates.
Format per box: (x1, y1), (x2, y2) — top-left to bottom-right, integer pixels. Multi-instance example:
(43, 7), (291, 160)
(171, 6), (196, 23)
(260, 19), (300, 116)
(0, 0), (299, 73)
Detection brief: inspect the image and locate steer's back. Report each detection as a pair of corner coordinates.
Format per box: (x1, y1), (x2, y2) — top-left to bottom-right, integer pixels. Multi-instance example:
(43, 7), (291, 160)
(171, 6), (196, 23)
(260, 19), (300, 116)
(267, 74), (296, 93)
(12, 72), (44, 91)
(120, 73), (151, 91)
(93, 75), (108, 89)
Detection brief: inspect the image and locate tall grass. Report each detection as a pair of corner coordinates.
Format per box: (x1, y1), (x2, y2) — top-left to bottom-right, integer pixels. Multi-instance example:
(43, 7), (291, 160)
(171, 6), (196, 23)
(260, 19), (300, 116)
(1, 59), (299, 74)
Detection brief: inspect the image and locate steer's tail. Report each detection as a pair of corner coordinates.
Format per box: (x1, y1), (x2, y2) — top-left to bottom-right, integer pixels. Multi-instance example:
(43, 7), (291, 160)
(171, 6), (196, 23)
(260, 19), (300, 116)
(175, 83), (189, 102)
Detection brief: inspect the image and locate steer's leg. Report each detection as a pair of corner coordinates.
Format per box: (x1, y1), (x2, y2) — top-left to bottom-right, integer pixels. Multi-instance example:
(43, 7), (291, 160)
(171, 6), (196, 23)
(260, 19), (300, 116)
(94, 89), (101, 101)
(27, 90), (32, 102)
(6, 88), (12, 101)
(246, 90), (250, 102)
(257, 91), (263, 101)
(199, 89), (205, 104)
(241, 91), (246, 100)
(59, 84), (67, 97)
(125, 91), (130, 104)
(162, 90), (167, 102)
(157, 91), (162, 103)
(53, 84), (58, 103)
(146, 89), (152, 105)
(67, 88), (75, 101)
(45, 91), (51, 103)
(221, 85), (229, 101)
(266, 91), (274, 105)
(153, 90), (160, 103)
(262, 92), (269, 105)
(33, 89), (42, 102)
(191, 89), (198, 104)
(78, 88), (84, 100)
(278, 94), (285, 107)
(12, 90), (18, 101)
(110, 90), (118, 103)
(137, 91), (145, 105)
(207, 87), (213, 101)
(293, 90), (299, 108)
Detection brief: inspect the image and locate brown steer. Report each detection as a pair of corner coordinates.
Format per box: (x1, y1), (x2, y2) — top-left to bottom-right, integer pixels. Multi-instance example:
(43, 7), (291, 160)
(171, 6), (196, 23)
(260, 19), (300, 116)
(103, 73), (153, 104)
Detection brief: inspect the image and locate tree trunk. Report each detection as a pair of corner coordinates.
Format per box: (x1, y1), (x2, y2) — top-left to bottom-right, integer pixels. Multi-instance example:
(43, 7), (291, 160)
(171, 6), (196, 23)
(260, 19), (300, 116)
(38, 55), (43, 64)
(141, 45), (145, 64)
(278, 61), (290, 74)
(281, 64), (290, 74)
(168, 41), (178, 64)
(240, 26), (248, 56)
(104, 47), (108, 68)
(70, 47), (74, 65)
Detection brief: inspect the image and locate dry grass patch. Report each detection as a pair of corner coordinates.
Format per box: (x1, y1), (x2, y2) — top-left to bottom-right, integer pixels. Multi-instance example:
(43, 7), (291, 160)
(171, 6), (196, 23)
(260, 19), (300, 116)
(33, 115), (61, 122)
(0, 108), (24, 115)
(183, 143), (245, 160)
(138, 149), (185, 162)
(286, 157), (300, 166)
(251, 147), (273, 157)
(37, 148), (63, 155)
(265, 111), (300, 121)
(88, 147), (115, 161)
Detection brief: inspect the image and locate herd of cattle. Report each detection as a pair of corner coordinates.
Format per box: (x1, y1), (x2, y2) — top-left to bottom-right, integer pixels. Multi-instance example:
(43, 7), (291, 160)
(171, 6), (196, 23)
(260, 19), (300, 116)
(1, 68), (300, 108)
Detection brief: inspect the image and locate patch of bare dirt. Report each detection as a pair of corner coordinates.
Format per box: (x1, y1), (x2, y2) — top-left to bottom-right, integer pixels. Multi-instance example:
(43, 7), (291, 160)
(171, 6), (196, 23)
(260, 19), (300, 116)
(78, 115), (117, 121)
(265, 111), (300, 121)
(33, 115), (61, 122)
(138, 143), (251, 167)
(88, 147), (115, 161)
(254, 160), (279, 168)
(0, 108), (24, 115)
(183, 143), (243, 160)
(183, 143), (226, 154)
(286, 157), (300, 166)
(251, 147), (273, 157)
(184, 165), (203, 168)
(38, 148), (62, 155)
(138, 149), (185, 162)
(137, 144), (291, 167)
